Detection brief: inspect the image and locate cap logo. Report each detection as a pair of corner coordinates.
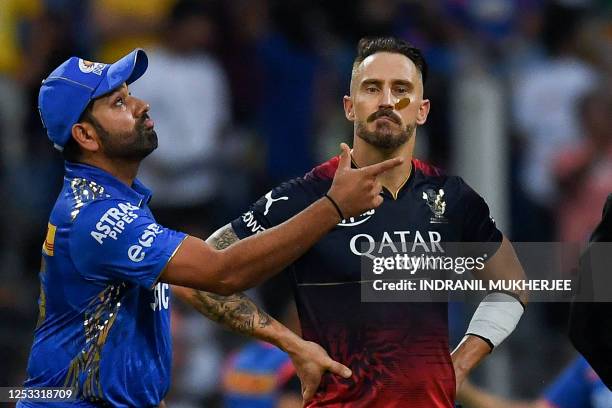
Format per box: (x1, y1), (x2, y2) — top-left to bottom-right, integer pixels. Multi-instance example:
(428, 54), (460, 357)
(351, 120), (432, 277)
(78, 59), (106, 75)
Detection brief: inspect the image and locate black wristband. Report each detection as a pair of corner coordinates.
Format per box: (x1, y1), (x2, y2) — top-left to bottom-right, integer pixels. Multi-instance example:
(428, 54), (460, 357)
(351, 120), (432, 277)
(325, 194), (345, 221)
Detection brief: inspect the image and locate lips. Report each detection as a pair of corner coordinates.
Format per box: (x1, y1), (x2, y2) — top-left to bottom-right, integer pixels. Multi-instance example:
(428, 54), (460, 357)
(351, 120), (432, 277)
(375, 116), (398, 125)
(368, 109), (401, 124)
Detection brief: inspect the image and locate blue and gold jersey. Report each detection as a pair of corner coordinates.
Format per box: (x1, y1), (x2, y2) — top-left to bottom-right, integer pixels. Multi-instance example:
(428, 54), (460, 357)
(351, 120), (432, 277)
(222, 341), (296, 408)
(20, 162), (186, 407)
(544, 357), (612, 408)
(232, 156), (502, 408)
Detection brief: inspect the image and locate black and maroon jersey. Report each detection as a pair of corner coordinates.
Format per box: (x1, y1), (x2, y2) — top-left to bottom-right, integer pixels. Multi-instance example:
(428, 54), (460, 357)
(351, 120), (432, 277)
(231, 156), (502, 408)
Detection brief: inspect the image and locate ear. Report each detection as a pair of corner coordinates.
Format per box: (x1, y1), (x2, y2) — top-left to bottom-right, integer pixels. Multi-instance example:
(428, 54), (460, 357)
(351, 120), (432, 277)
(343, 95), (355, 122)
(71, 122), (101, 153)
(416, 99), (430, 126)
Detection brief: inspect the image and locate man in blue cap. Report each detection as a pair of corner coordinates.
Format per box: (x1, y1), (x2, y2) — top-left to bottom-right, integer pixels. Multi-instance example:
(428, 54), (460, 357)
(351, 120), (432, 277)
(20, 49), (402, 407)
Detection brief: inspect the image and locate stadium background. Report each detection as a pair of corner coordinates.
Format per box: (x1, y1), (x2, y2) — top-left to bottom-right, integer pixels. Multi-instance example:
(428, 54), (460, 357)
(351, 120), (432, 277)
(0, 0), (611, 406)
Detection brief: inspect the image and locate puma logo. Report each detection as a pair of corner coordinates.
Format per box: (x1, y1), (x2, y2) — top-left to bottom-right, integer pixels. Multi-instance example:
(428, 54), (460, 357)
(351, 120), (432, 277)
(263, 191), (289, 215)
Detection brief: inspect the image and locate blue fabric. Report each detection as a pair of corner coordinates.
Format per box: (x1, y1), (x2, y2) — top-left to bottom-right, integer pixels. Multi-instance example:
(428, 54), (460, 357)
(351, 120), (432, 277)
(543, 357), (612, 408)
(223, 342), (293, 408)
(21, 162), (186, 407)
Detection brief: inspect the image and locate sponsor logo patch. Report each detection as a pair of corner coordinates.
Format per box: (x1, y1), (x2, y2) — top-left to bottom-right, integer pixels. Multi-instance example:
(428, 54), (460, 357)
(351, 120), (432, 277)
(263, 190), (289, 216)
(241, 211), (266, 234)
(90, 202), (140, 244)
(78, 59), (106, 75)
(128, 223), (164, 263)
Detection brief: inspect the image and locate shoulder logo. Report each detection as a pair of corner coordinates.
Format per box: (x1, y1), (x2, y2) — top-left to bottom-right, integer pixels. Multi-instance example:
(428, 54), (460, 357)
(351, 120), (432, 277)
(78, 59), (106, 75)
(337, 209), (375, 227)
(422, 188), (448, 224)
(263, 190), (289, 216)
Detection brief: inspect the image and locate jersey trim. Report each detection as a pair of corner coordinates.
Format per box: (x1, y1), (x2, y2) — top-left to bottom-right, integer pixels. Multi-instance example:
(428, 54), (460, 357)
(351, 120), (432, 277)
(150, 235), (189, 289)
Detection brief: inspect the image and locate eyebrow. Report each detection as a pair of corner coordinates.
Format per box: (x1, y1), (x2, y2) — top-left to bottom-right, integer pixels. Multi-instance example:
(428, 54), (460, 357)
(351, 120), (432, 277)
(360, 78), (414, 89)
(106, 85), (128, 101)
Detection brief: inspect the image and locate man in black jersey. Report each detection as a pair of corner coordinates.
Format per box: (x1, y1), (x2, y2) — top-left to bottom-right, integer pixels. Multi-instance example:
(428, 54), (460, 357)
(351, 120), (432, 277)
(176, 37), (527, 407)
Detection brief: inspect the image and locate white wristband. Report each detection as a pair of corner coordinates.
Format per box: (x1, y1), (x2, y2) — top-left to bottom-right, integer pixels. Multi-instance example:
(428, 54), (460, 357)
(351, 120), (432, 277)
(466, 292), (524, 349)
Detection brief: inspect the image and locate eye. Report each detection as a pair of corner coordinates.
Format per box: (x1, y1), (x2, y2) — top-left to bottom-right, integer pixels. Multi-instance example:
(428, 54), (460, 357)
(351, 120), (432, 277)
(395, 86), (408, 94)
(114, 97), (125, 107)
(366, 86), (379, 93)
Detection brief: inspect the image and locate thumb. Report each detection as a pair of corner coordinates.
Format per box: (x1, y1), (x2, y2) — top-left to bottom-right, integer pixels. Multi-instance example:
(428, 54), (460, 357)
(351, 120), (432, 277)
(337, 143), (351, 169)
(303, 384), (315, 404)
(327, 360), (352, 378)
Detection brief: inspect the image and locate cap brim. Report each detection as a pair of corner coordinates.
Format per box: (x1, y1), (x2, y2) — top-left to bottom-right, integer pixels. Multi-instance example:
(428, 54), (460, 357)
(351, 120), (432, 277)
(92, 49), (148, 98)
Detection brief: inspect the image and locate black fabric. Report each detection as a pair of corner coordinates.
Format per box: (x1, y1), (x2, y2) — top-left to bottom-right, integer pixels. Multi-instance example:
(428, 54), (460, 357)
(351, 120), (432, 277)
(568, 194), (612, 390)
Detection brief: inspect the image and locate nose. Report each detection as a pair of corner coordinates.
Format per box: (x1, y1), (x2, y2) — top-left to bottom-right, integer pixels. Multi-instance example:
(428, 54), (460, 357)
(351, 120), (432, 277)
(379, 87), (394, 109)
(133, 96), (150, 117)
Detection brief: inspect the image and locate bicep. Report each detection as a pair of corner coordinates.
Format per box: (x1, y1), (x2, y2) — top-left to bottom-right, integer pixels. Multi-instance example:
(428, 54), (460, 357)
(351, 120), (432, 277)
(159, 235), (226, 292)
(160, 224), (242, 293)
(474, 236), (528, 304)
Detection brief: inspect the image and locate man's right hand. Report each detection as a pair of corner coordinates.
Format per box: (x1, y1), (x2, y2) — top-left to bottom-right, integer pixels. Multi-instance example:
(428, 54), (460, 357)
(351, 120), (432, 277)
(327, 143), (403, 219)
(285, 339), (352, 404)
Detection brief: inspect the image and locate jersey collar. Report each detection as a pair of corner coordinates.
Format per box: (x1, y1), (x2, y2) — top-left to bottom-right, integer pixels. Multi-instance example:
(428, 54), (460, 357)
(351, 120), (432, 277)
(350, 156), (415, 200)
(64, 161), (153, 206)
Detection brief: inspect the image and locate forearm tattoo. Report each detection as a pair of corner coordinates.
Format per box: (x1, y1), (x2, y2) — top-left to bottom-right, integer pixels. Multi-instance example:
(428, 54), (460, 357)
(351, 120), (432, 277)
(190, 225), (273, 335)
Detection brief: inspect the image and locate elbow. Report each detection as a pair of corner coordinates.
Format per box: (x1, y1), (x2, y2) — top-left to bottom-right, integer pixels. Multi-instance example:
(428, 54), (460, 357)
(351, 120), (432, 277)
(211, 281), (240, 296)
(203, 264), (248, 296)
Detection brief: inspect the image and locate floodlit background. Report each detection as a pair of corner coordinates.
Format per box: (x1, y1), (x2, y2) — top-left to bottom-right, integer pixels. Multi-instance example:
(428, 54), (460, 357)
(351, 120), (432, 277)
(1, 0), (611, 406)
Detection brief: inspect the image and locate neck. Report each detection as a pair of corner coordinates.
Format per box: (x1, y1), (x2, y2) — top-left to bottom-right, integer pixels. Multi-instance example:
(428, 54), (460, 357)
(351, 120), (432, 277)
(80, 156), (140, 187)
(351, 133), (415, 195)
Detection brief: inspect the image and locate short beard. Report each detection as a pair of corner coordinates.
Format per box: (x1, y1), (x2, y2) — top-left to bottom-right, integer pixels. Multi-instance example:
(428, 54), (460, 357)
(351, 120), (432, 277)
(356, 120), (416, 150)
(90, 117), (158, 161)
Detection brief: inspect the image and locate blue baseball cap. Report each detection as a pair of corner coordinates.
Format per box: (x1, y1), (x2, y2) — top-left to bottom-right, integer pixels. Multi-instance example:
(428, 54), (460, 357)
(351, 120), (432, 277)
(38, 49), (148, 150)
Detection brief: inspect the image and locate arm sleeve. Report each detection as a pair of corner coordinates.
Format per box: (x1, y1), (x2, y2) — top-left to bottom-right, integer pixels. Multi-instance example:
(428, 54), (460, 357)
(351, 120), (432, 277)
(542, 358), (592, 408)
(458, 178), (503, 244)
(231, 179), (315, 240)
(69, 199), (187, 288)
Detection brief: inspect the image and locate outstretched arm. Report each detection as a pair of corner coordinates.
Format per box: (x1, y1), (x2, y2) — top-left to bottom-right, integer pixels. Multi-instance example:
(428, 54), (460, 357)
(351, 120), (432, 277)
(172, 224), (351, 402)
(452, 237), (527, 392)
(159, 144), (403, 295)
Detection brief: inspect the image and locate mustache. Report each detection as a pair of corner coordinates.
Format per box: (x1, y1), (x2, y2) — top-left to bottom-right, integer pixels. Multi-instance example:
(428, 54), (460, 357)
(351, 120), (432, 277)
(138, 113), (150, 125)
(367, 108), (401, 124)
(136, 113), (152, 130)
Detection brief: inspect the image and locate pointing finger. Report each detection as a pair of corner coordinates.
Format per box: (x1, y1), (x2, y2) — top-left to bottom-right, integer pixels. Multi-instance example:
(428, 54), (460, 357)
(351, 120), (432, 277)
(328, 360), (352, 378)
(365, 156), (404, 176)
(338, 143), (351, 169)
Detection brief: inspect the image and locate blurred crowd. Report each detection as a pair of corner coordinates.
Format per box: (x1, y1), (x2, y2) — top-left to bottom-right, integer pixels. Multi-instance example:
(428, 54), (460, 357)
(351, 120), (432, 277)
(1, 0), (611, 406)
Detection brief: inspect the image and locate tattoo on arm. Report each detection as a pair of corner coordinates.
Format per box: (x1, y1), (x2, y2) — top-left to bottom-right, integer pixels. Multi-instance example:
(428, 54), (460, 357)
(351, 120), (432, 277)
(189, 224), (273, 336)
(209, 225), (241, 250)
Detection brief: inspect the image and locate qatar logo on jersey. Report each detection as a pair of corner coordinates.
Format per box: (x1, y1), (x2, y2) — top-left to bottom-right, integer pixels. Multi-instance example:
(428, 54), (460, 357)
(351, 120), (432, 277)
(263, 190), (289, 216)
(337, 209), (375, 227)
(349, 230), (444, 258)
(422, 188), (448, 224)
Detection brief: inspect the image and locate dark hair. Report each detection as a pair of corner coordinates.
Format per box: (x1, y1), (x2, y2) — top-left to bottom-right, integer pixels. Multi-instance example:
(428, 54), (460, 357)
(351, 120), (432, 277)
(62, 103), (95, 162)
(352, 37), (428, 85)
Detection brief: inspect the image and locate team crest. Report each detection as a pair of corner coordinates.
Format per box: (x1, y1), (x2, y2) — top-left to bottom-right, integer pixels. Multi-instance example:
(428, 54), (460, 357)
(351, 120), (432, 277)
(78, 59), (106, 75)
(422, 188), (447, 224)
